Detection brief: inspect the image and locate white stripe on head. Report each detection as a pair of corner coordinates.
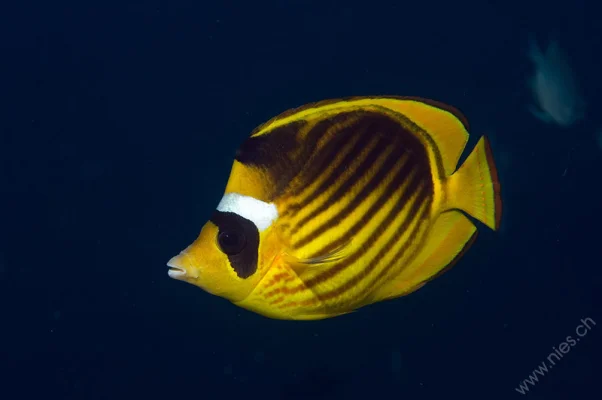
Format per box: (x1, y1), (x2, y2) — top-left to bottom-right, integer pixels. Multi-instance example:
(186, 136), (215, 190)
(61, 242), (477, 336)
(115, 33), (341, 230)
(216, 193), (278, 231)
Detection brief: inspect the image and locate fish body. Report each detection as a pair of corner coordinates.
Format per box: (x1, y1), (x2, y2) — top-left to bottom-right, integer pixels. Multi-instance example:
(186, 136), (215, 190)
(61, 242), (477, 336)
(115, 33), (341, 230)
(527, 37), (585, 127)
(168, 97), (502, 320)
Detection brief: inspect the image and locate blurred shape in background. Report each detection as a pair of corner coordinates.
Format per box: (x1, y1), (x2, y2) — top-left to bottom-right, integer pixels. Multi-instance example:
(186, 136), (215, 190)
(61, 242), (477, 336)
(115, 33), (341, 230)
(527, 36), (585, 127)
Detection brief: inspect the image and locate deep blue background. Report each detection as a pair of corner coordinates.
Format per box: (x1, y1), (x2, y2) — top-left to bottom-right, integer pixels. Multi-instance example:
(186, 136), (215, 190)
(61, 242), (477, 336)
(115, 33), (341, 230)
(1, 1), (601, 399)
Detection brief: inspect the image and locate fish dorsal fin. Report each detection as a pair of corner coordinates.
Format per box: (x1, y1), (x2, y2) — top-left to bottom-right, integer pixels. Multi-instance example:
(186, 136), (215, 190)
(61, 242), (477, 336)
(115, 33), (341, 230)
(374, 97), (470, 176)
(282, 241), (350, 276)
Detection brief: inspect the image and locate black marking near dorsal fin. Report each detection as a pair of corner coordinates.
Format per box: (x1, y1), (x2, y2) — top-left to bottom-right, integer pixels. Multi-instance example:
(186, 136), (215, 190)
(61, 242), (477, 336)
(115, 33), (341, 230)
(235, 114), (352, 200)
(235, 121), (304, 168)
(235, 112), (365, 201)
(235, 120), (305, 200)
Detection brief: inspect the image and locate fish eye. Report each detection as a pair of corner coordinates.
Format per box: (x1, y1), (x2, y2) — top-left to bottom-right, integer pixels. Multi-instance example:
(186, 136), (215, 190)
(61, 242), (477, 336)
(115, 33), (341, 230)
(217, 229), (246, 255)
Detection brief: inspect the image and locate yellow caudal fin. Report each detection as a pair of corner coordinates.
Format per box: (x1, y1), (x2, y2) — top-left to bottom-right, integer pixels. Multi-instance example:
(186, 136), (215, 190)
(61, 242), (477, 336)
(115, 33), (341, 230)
(446, 136), (502, 231)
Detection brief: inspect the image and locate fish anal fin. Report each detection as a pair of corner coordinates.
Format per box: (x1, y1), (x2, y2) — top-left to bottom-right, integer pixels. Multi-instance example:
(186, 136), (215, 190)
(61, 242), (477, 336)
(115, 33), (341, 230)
(372, 210), (477, 302)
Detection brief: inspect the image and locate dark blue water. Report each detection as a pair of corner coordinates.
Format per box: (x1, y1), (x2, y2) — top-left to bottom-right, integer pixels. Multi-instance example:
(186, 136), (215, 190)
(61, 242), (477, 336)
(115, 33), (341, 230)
(1, 1), (601, 399)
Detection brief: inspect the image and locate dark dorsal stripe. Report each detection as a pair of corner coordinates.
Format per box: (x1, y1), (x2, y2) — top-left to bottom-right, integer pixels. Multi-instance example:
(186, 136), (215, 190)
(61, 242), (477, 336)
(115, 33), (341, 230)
(289, 131), (389, 235)
(286, 121), (373, 216)
(235, 114), (354, 201)
(288, 115), (362, 197)
(235, 120), (306, 200)
(304, 148), (416, 259)
(292, 135), (401, 248)
(291, 112), (431, 241)
(210, 211), (259, 279)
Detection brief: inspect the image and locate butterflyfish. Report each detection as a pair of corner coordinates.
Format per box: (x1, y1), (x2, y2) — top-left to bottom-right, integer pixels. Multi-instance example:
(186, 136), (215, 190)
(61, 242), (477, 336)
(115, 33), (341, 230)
(167, 96), (502, 320)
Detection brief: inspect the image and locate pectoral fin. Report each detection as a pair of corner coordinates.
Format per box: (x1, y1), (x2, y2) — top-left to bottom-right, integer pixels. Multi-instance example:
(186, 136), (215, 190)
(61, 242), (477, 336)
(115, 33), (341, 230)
(283, 241), (351, 275)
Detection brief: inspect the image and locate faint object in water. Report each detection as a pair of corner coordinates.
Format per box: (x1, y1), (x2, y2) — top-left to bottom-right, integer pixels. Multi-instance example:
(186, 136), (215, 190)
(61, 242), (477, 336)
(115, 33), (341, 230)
(597, 128), (602, 153)
(527, 36), (585, 127)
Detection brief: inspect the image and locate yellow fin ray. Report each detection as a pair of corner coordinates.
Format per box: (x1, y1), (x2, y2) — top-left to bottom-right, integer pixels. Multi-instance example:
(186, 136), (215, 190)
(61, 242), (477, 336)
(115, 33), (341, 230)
(371, 210), (477, 302)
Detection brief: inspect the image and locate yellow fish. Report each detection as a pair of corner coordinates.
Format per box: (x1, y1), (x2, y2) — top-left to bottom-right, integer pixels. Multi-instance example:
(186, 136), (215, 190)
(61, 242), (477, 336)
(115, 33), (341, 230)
(167, 96), (502, 320)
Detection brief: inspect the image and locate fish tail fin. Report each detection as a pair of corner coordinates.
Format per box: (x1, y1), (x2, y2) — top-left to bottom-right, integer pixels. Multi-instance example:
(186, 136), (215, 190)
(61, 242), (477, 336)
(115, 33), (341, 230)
(446, 136), (502, 231)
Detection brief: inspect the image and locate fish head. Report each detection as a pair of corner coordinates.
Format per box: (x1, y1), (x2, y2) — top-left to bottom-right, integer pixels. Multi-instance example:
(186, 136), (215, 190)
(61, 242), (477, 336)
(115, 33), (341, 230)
(167, 189), (283, 304)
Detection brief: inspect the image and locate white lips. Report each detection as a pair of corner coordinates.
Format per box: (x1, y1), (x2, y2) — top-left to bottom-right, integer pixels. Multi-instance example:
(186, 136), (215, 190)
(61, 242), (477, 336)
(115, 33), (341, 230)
(167, 259), (186, 279)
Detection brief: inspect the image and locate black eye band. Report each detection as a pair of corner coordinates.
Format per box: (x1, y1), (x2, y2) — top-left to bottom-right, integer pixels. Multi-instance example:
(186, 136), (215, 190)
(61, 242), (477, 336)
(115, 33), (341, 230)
(210, 211), (259, 279)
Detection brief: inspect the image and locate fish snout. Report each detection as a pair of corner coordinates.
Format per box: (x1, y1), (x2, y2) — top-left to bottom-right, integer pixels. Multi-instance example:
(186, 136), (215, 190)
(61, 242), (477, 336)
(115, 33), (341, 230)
(167, 253), (197, 281)
(167, 258), (186, 279)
